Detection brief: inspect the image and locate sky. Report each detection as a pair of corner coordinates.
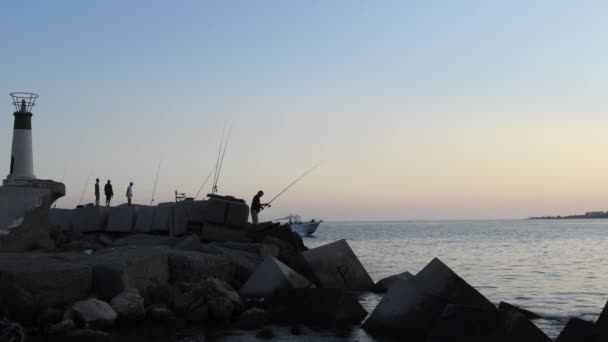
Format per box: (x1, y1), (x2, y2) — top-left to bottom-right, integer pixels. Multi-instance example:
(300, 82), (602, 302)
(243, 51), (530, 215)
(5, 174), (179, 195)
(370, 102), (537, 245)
(1, 1), (608, 221)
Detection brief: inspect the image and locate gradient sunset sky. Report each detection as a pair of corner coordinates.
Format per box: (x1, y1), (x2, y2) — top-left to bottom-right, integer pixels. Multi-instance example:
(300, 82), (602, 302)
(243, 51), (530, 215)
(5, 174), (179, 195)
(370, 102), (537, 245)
(1, 1), (607, 221)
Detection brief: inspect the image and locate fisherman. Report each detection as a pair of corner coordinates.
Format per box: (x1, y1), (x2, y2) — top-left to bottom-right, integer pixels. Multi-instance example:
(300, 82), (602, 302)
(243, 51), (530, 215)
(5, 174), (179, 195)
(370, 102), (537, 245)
(104, 180), (114, 207)
(126, 182), (134, 205)
(94, 178), (100, 206)
(251, 190), (270, 225)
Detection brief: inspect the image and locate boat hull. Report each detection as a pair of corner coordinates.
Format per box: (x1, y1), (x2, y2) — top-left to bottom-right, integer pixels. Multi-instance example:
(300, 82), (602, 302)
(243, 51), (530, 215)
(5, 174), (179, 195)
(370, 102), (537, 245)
(290, 221), (321, 237)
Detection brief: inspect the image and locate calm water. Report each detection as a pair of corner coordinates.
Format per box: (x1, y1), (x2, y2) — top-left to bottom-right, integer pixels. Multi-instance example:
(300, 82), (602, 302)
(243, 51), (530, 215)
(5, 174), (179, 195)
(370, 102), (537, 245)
(117, 219), (608, 341)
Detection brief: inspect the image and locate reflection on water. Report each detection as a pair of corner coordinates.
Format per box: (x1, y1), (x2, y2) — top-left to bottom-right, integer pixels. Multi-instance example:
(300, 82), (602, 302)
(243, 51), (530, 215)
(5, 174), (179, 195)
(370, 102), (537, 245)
(117, 219), (608, 341)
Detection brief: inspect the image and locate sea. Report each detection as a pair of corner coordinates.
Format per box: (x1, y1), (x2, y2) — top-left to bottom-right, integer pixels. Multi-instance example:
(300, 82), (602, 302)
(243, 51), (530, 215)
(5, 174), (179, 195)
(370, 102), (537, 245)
(116, 219), (608, 341)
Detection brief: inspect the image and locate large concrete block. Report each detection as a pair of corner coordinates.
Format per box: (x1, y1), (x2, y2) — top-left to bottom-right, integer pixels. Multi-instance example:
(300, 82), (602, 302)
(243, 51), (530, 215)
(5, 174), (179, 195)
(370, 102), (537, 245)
(373, 271), (414, 293)
(555, 317), (600, 342)
(202, 198), (230, 224)
(362, 279), (446, 338)
(134, 205), (155, 233)
(0, 254), (92, 322)
(269, 288), (367, 326)
(168, 250), (235, 284)
(72, 206), (109, 233)
(427, 304), (551, 342)
(596, 299), (608, 340)
(106, 206), (138, 233)
(151, 202), (174, 233)
(173, 200), (208, 236)
(201, 222), (249, 242)
(50, 208), (74, 232)
(213, 246), (263, 282)
(240, 257), (313, 301)
(111, 234), (175, 247)
(302, 239), (374, 291)
(210, 241), (279, 258)
(226, 201), (249, 227)
(414, 257), (495, 310)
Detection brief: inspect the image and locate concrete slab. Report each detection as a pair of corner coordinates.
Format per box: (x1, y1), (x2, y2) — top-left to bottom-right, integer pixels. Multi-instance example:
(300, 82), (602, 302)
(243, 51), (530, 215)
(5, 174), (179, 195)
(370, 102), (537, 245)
(203, 198), (229, 224)
(173, 200), (206, 236)
(168, 250), (235, 284)
(134, 205), (155, 233)
(414, 257), (495, 310)
(50, 208), (74, 232)
(302, 239), (374, 291)
(151, 202), (174, 233)
(106, 206), (138, 233)
(226, 201), (249, 227)
(72, 206), (109, 233)
(373, 271), (414, 293)
(240, 257), (313, 301)
(201, 222), (249, 242)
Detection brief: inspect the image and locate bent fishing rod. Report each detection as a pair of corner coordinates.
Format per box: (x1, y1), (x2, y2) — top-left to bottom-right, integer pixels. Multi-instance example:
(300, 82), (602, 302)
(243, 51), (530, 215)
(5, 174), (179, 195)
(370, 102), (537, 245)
(214, 124), (232, 195)
(194, 165), (217, 200)
(150, 160), (162, 205)
(265, 162), (322, 207)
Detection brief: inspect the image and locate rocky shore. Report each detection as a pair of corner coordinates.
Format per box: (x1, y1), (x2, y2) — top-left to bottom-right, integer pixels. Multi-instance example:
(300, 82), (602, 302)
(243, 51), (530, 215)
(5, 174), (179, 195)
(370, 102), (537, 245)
(0, 195), (607, 341)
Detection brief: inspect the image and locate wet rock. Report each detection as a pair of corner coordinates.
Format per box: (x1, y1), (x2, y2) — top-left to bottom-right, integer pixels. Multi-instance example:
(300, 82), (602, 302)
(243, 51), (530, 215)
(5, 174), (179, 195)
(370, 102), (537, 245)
(362, 279), (446, 338)
(106, 205), (138, 232)
(146, 304), (176, 321)
(270, 288), (367, 326)
(373, 271), (414, 293)
(240, 257), (313, 301)
(172, 234), (202, 251)
(302, 239), (374, 291)
(64, 328), (112, 342)
(256, 327), (275, 339)
(134, 205), (155, 233)
(109, 288), (145, 322)
(414, 257), (495, 310)
(168, 250), (235, 284)
(72, 206), (109, 233)
(427, 304), (551, 342)
(71, 298), (117, 328)
(498, 301), (542, 320)
(237, 307), (267, 329)
(555, 317), (600, 342)
(204, 278), (243, 320)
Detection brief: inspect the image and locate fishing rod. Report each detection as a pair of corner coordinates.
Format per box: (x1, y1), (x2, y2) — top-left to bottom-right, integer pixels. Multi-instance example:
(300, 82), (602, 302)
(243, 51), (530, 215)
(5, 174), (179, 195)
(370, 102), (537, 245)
(194, 165), (216, 200)
(266, 162), (322, 206)
(214, 124), (232, 194)
(212, 122), (227, 194)
(150, 160), (162, 205)
(77, 172), (91, 206)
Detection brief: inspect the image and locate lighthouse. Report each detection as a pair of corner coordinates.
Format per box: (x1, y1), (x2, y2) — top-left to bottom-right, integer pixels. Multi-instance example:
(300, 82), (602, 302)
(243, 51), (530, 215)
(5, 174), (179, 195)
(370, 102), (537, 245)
(3, 92), (38, 185)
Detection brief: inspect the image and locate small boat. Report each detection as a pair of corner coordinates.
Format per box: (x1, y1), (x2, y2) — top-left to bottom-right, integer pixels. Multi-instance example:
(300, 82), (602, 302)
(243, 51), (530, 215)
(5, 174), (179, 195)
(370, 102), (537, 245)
(275, 214), (322, 237)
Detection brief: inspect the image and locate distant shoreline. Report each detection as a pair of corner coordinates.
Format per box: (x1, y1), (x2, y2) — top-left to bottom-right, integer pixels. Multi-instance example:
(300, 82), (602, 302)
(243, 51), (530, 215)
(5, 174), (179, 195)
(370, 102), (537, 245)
(528, 212), (608, 220)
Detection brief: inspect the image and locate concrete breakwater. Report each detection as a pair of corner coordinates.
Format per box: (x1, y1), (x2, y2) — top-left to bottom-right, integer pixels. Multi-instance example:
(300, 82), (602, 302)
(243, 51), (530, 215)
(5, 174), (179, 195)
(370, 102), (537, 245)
(0, 197), (607, 341)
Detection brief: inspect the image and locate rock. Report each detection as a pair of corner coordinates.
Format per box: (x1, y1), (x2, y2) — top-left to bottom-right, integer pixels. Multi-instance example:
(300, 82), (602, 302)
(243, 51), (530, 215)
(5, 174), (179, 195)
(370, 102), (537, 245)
(97, 233), (113, 246)
(373, 271), (414, 293)
(109, 288), (145, 321)
(555, 317), (600, 342)
(270, 288), (367, 326)
(37, 307), (63, 326)
(34, 238), (55, 251)
(151, 202), (174, 233)
(427, 304), (551, 342)
(111, 234), (175, 247)
(46, 318), (76, 335)
(64, 328), (112, 342)
(256, 327), (275, 339)
(498, 301), (542, 320)
(71, 298), (117, 328)
(211, 241), (279, 258)
(205, 278), (243, 320)
(50, 208), (74, 232)
(106, 205), (138, 232)
(0, 253), (92, 322)
(302, 239), (374, 291)
(146, 304), (175, 321)
(240, 257), (314, 301)
(72, 206), (109, 233)
(237, 307), (267, 329)
(173, 234), (202, 251)
(168, 250), (235, 284)
(212, 246), (264, 282)
(291, 326), (303, 335)
(362, 279), (446, 338)
(186, 299), (209, 323)
(173, 200), (206, 236)
(201, 222), (249, 242)
(145, 280), (173, 306)
(134, 205), (155, 233)
(414, 257), (495, 310)
(596, 299), (608, 339)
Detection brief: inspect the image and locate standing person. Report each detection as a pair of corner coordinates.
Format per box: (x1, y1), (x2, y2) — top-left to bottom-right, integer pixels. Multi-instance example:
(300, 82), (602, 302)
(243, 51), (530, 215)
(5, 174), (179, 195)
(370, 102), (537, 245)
(104, 180), (114, 207)
(94, 178), (100, 206)
(126, 182), (134, 205)
(251, 190), (270, 225)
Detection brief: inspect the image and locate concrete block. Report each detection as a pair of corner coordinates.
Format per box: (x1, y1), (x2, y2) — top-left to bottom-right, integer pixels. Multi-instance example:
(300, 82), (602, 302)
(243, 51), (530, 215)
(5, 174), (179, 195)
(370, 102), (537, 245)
(240, 257), (313, 301)
(173, 234), (202, 251)
(213, 246), (263, 282)
(111, 234), (175, 247)
(362, 279), (446, 338)
(151, 202), (174, 233)
(134, 205), (155, 233)
(106, 206), (138, 233)
(302, 239), (374, 291)
(201, 222), (249, 242)
(168, 250), (235, 284)
(72, 206), (109, 233)
(415, 257), (495, 310)
(203, 198), (230, 224)
(269, 288), (367, 326)
(226, 201), (249, 227)
(373, 271), (414, 293)
(173, 200), (207, 236)
(555, 317), (600, 342)
(50, 208), (74, 232)
(498, 301), (542, 320)
(210, 241), (279, 258)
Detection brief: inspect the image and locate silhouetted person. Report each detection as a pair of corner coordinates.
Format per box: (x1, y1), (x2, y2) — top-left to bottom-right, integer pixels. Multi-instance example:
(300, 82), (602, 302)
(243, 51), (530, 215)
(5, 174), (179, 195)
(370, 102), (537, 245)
(251, 190), (270, 225)
(104, 180), (114, 207)
(94, 178), (100, 206)
(126, 182), (134, 205)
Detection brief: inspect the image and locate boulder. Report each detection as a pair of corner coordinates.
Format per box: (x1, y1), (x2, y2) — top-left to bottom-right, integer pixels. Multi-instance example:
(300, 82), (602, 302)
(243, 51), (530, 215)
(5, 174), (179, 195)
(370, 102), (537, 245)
(498, 301), (542, 320)
(50, 208), (74, 232)
(134, 205), (155, 233)
(0, 254), (92, 322)
(555, 317), (600, 342)
(269, 288), (367, 326)
(302, 239), (374, 290)
(106, 205), (138, 232)
(211, 241), (279, 258)
(373, 271), (414, 293)
(213, 246), (264, 282)
(237, 307), (267, 329)
(64, 328), (112, 342)
(414, 257), (495, 310)
(109, 288), (145, 321)
(72, 206), (109, 233)
(71, 298), (117, 328)
(111, 234), (175, 247)
(146, 304), (175, 321)
(37, 307), (63, 326)
(173, 200), (202, 236)
(240, 257), (313, 301)
(362, 279), (446, 338)
(173, 234), (202, 251)
(426, 304), (551, 342)
(46, 319), (76, 335)
(204, 278), (244, 320)
(151, 202), (174, 233)
(168, 250), (235, 284)
(201, 222), (249, 242)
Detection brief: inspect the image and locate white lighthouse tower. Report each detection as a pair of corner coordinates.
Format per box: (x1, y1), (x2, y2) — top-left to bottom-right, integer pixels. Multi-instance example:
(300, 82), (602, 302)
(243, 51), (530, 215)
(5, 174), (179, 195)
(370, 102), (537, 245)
(3, 92), (38, 186)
